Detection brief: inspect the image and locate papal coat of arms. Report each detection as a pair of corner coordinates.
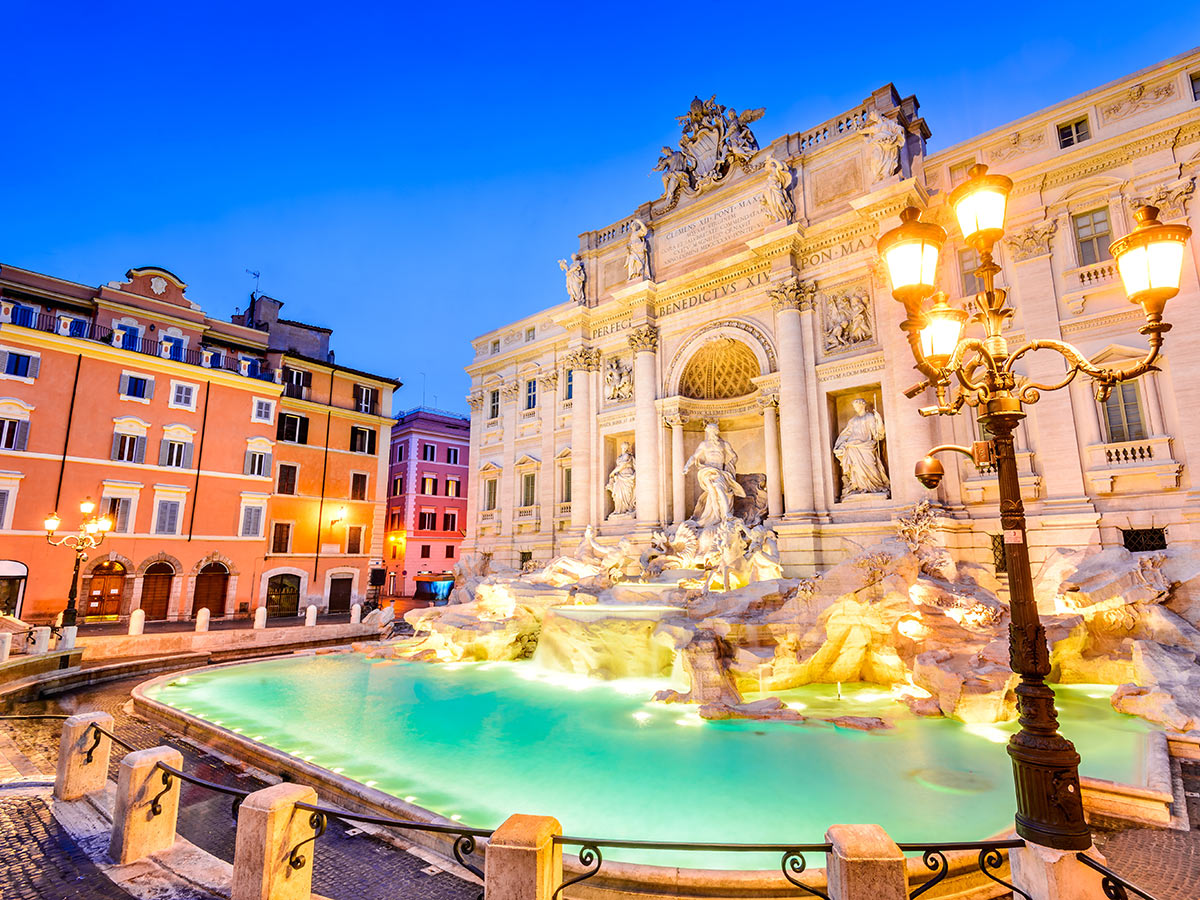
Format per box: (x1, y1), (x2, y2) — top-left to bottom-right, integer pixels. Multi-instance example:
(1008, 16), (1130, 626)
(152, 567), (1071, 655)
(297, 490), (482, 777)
(653, 96), (764, 202)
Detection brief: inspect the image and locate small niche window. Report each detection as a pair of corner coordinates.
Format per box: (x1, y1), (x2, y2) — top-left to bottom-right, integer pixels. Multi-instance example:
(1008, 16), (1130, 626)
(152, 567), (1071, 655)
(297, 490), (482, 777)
(1122, 528), (1167, 552)
(488, 390), (500, 419)
(1057, 117), (1090, 149)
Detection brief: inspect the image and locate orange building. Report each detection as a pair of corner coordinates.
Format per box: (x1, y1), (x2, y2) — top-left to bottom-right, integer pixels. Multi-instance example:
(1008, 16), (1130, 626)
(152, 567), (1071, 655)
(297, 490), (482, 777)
(0, 264), (396, 624)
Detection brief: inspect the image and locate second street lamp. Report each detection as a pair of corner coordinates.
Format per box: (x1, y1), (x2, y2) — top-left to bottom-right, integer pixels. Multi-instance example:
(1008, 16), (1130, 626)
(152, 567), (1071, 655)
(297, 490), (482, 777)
(878, 165), (1191, 851)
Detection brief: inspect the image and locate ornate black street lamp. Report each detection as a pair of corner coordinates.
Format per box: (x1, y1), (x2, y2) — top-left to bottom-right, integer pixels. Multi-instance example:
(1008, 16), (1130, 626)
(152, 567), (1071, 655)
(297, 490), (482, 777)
(44, 497), (113, 629)
(877, 165), (1191, 850)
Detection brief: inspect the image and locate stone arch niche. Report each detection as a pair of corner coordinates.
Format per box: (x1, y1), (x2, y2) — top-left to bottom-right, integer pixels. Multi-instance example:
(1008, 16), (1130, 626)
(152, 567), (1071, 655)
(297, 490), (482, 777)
(662, 324), (778, 523)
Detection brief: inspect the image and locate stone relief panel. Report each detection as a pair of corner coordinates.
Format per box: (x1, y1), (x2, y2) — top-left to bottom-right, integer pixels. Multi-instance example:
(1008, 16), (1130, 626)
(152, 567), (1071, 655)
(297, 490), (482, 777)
(1100, 79), (1176, 123)
(811, 158), (863, 208)
(604, 356), (633, 403)
(988, 130), (1045, 163)
(821, 284), (874, 355)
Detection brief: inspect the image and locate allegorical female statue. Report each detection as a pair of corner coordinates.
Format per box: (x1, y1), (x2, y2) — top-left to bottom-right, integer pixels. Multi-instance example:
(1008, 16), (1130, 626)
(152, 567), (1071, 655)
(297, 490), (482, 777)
(683, 422), (745, 527)
(833, 398), (890, 498)
(761, 157), (794, 224)
(607, 442), (636, 517)
(558, 253), (586, 304)
(625, 218), (650, 281)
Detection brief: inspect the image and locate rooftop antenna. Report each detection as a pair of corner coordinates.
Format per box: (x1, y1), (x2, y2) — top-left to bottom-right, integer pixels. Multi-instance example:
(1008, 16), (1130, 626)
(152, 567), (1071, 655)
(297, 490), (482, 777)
(420, 372), (427, 407)
(245, 269), (261, 299)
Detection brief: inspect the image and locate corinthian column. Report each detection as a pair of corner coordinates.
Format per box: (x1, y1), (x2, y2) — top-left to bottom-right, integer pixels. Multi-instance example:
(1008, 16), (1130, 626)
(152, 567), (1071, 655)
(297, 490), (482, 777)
(758, 393), (783, 519)
(538, 371), (558, 543)
(629, 324), (662, 525)
(769, 277), (816, 516)
(665, 414), (688, 524)
(499, 381), (521, 537)
(566, 347), (598, 530)
(464, 391), (485, 550)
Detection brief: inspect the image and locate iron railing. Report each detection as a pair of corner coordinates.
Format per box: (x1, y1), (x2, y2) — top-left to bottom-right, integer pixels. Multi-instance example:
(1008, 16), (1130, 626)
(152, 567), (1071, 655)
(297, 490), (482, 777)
(552, 836), (833, 900)
(150, 760), (249, 821)
(896, 840), (1029, 900)
(1076, 853), (1163, 900)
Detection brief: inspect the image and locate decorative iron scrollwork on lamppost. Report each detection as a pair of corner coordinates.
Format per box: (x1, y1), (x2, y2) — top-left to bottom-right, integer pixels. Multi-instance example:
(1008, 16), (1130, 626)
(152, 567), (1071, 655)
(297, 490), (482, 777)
(876, 164), (1191, 851)
(44, 497), (114, 629)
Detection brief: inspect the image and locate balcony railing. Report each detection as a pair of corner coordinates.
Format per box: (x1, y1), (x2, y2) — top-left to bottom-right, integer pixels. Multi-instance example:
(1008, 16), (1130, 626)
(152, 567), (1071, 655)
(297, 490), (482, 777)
(515, 505), (539, 519)
(1085, 435), (1182, 494)
(0, 307), (278, 382)
(556, 502), (572, 518)
(1061, 258), (1120, 314)
(480, 509), (498, 523)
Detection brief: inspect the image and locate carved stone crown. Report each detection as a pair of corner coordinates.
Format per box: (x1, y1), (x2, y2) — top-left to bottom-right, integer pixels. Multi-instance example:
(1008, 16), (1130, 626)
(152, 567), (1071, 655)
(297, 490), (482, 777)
(466, 392), (485, 411)
(1003, 220), (1058, 263)
(565, 347), (601, 371)
(500, 382), (521, 398)
(538, 371), (559, 391)
(768, 275), (816, 312)
(628, 325), (660, 353)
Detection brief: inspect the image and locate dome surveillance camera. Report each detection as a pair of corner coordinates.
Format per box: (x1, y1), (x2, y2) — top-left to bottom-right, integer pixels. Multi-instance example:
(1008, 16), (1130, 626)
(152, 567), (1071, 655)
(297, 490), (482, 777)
(914, 456), (945, 489)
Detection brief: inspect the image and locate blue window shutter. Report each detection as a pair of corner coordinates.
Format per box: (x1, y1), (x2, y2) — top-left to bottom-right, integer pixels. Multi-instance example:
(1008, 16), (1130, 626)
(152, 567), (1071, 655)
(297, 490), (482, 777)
(14, 420), (29, 451)
(262, 452), (272, 474)
(145, 378), (155, 400)
(27, 356), (39, 379)
(243, 451), (253, 476)
(158, 441), (169, 467)
(134, 436), (146, 464)
(119, 374), (129, 396)
(110, 432), (121, 460)
(183, 444), (194, 468)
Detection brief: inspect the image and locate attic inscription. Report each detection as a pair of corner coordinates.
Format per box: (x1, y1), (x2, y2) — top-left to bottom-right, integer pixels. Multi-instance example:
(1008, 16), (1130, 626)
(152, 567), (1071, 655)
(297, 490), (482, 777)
(655, 195), (766, 268)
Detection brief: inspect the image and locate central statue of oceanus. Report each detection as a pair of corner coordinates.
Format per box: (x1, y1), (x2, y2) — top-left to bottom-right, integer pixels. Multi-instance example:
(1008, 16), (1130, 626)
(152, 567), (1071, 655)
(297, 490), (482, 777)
(683, 421), (746, 527)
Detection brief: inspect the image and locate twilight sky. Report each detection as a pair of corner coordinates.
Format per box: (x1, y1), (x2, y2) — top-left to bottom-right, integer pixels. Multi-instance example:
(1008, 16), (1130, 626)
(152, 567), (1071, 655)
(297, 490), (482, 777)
(3, 3), (1197, 414)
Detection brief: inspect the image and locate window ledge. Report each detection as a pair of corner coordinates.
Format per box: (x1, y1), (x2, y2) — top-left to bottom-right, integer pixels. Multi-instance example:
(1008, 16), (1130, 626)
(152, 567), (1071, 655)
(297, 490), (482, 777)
(120, 395), (151, 404)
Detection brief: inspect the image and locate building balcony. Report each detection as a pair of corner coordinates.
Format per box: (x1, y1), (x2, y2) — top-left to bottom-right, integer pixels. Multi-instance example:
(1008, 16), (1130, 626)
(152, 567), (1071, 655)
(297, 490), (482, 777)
(480, 509), (498, 523)
(1084, 435), (1182, 494)
(556, 502), (572, 518)
(1061, 259), (1120, 315)
(515, 505), (539, 520)
(0, 304), (277, 382)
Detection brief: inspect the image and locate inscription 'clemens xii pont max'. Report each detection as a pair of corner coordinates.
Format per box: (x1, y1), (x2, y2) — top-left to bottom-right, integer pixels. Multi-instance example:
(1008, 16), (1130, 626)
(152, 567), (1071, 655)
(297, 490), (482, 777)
(655, 195), (766, 268)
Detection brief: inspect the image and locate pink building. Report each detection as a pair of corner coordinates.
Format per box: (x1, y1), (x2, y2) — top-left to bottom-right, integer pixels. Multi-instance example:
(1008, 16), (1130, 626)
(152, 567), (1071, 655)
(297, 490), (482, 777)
(384, 407), (469, 600)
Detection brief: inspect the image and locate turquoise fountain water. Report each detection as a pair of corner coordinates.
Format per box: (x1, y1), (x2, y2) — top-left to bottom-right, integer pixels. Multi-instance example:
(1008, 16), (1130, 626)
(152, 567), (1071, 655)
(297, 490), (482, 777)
(148, 654), (1152, 867)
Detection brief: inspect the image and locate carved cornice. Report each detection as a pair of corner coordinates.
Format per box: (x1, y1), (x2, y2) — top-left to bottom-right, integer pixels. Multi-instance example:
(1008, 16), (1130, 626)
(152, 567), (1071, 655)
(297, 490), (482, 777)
(1003, 219), (1058, 263)
(628, 324), (659, 353)
(663, 413), (690, 428)
(814, 350), (886, 382)
(1059, 307), (1144, 337)
(564, 347), (601, 371)
(768, 275), (817, 312)
(756, 389), (779, 410)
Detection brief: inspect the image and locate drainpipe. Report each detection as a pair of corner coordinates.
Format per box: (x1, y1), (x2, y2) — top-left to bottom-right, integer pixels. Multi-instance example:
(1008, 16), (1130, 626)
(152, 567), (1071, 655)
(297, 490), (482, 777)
(312, 370), (335, 593)
(187, 381), (212, 540)
(53, 354), (83, 510)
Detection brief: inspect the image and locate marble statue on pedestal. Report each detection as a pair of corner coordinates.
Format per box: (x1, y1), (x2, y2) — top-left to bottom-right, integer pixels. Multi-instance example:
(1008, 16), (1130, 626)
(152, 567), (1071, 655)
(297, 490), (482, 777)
(860, 111), (905, 183)
(607, 442), (637, 517)
(761, 158), (794, 224)
(625, 218), (650, 281)
(653, 146), (694, 198)
(684, 422), (746, 527)
(604, 357), (633, 401)
(834, 398), (890, 498)
(558, 254), (586, 304)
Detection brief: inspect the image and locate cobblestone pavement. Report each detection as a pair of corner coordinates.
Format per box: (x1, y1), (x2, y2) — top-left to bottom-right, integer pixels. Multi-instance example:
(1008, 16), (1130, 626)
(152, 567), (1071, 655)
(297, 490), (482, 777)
(0, 792), (137, 900)
(0, 675), (479, 900)
(1092, 759), (1200, 900)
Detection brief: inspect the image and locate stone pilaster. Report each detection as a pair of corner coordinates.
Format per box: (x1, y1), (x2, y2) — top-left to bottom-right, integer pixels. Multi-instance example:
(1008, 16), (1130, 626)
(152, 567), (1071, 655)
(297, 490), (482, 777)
(566, 348), (599, 530)
(770, 277), (816, 516)
(464, 391), (484, 552)
(538, 372), (558, 551)
(629, 325), (662, 525)
(758, 392), (783, 519)
(499, 381), (521, 540)
(665, 414), (688, 525)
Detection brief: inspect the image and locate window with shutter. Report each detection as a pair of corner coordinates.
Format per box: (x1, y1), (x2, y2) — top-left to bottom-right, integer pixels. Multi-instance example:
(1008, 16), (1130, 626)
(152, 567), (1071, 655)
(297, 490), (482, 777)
(0, 490), (8, 528)
(367, 429), (376, 455)
(277, 464), (298, 494)
(271, 522), (291, 553)
(134, 436), (147, 464)
(154, 499), (180, 535)
(240, 505), (264, 537)
(347, 525), (363, 555)
(351, 473), (368, 500)
(1, 419), (28, 451)
(104, 497), (131, 533)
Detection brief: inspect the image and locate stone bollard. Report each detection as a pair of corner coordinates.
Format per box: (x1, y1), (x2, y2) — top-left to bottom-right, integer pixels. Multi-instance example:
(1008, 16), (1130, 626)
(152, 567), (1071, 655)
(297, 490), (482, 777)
(195, 608), (210, 633)
(350, 603), (361, 624)
(30, 626), (51, 654)
(253, 606), (267, 630)
(55, 711), (114, 801)
(485, 814), (562, 900)
(128, 609), (145, 636)
(58, 624), (78, 650)
(825, 824), (906, 900)
(231, 782), (319, 900)
(0, 632), (11, 664)
(1010, 842), (1107, 900)
(109, 746), (184, 865)
(304, 605), (317, 627)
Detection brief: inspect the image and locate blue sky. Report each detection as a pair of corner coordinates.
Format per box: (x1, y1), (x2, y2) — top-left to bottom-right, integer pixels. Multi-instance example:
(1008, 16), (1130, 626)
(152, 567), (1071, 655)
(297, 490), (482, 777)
(3, 3), (1197, 413)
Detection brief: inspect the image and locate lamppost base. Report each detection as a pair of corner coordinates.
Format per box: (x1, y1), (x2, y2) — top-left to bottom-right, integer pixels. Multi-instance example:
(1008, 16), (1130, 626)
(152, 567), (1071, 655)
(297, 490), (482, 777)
(1009, 740), (1092, 851)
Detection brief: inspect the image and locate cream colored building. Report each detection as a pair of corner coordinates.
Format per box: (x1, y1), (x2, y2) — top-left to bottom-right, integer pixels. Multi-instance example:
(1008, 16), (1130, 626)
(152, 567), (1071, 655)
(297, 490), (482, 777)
(464, 50), (1200, 577)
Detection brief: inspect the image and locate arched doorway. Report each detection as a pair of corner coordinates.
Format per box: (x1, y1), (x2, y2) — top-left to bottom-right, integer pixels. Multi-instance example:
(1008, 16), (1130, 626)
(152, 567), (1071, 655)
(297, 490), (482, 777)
(194, 563), (229, 619)
(266, 574), (300, 618)
(140, 562), (174, 621)
(87, 561), (126, 618)
(0, 560), (28, 618)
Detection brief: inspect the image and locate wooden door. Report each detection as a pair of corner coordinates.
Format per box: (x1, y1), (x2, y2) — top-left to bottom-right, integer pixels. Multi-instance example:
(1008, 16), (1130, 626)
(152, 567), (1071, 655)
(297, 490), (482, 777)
(328, 576), (352, 613)
(87, 562), (126, 617)
(140, 563), (173, 620)
(193, 564), (229, 618)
